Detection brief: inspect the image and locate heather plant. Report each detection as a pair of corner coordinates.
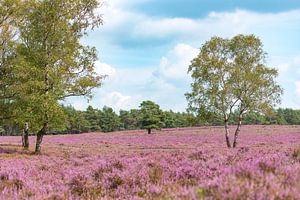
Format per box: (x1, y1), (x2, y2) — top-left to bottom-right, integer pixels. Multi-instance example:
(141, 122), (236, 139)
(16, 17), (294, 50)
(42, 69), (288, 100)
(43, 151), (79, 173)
(292, 147), (300, 161)
(148, 162), (164, 184)
(0, 126), (299, 199)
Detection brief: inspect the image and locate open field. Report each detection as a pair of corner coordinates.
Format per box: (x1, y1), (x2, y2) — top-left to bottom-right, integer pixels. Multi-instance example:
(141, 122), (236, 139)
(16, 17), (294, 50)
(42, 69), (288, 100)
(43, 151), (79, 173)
(0, 125), (300, 199)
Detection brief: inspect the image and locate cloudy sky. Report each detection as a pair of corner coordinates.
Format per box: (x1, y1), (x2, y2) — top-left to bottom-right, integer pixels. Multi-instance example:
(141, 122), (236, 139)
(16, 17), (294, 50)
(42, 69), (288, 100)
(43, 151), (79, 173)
(66, 0), (300, 112)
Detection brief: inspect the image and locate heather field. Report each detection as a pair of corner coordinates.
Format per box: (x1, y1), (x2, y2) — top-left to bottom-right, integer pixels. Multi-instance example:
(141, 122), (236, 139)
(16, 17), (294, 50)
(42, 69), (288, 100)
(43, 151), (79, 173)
(0, 125), (300, 200)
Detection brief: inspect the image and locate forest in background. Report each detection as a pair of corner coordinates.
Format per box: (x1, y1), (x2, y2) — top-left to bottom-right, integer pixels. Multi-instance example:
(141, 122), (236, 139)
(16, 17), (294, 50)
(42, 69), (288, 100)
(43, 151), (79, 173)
(1, 101), (300, 136)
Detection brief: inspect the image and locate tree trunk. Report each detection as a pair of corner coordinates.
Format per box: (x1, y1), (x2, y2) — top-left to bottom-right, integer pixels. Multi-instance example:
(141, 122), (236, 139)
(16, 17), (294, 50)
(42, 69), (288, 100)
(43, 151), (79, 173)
(147, 128), (151, 134)
(23, 123), (29, 149)
(35, 123), (48, 154)
(233, 117), (242, 148)
(224, 120), (231, 148)
(35, 61), (50, 154)
(22, 132), (25, 147)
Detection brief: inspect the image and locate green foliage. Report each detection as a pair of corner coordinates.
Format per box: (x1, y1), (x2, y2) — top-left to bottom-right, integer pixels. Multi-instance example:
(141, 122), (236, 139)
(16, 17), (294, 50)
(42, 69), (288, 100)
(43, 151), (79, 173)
(239, 112), (267, 125)
(163, 111), (177, 128)
(63, 106), (90, 133)
(139, 101), (165, 133)
(186, 34), (283, 123)
(163, 111), (194, 128)
(3, 101), (300, 136)
(277, 108), (300, 125)
(0, 0), (22, 119)
(100, 106), (121, 132)
(196, 188), (209, 199)
(119, 109), (142, 130)
(9, 0), (104, 133)
(0, 126), (4, 135)
(0, 0), (104, 153)
(85, 106), (102, 132)
(186, 34), (283, 147)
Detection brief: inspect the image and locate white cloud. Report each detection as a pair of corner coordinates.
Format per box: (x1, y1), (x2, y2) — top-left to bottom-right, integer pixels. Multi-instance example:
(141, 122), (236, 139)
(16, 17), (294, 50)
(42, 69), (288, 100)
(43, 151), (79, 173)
(295, 56), (300, 65)
(112, 68), (154, 86)
(94, 43), (197, 111)
(158, 43), (199, 80)
(295, 56), (300, 75)
(133, 9), (300, 41)
(98, 91), (140, 111)
(97, 0), (300, 44)
(267, 54), (300, 109)
(71, 100), (87, 111)
(97, 1), (145, 32)
(272, 54), (300, 86)
(276, 63), (290, 74)
(62, 98), (89, 111)
(104, 0), (150, 8)
(83, 3), (300, 111)
(133, 18), (200, 39)
(95, 61), (116, 78)
(65, 90), (142, 112)
(280, 100), (300, 109)
(295, 81), (300, 97)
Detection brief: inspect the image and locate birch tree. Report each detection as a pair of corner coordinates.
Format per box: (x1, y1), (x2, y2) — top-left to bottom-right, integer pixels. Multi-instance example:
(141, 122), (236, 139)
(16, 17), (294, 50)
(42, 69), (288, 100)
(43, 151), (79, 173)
(186, 35), (282, 148)
(17, 0), (104, 153)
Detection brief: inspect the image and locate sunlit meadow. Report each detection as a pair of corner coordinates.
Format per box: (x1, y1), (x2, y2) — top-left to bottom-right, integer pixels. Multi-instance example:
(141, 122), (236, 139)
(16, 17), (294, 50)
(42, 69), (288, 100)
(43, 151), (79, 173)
(0, 125), (300, 199)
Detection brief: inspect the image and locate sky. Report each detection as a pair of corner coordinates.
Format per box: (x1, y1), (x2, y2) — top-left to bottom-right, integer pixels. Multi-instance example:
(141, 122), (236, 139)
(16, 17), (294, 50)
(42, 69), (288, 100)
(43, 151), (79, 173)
(65, 0), (300, 112)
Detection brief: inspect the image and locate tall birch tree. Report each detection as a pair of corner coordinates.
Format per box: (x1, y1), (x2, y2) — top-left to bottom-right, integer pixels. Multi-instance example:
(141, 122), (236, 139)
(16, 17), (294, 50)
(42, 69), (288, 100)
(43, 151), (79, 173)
(17, 0), (104, 153)
(186, 35), (282, 148)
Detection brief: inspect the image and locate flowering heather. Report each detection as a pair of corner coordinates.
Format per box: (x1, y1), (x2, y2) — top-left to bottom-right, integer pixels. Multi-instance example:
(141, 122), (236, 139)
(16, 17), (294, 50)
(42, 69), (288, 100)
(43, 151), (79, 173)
(0, 125), (300, 199)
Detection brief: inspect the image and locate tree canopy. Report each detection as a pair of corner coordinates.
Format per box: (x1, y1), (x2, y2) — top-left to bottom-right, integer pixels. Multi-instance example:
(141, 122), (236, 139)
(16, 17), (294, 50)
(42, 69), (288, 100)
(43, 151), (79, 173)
(0, 0), (21, 119)
(139, 101), (165, 134)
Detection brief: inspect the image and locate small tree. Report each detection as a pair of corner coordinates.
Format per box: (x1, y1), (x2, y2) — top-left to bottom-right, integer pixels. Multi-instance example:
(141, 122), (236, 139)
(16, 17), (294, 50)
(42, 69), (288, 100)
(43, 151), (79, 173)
(186, 34), (282, 148)
(139, 101), (164, 134)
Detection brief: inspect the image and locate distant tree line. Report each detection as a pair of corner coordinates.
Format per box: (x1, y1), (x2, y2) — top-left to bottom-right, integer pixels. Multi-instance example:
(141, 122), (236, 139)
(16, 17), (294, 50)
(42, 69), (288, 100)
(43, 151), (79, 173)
(0, 100), (195, 135)
(1, 101), (300, 136)
(0, 100), (192, 135)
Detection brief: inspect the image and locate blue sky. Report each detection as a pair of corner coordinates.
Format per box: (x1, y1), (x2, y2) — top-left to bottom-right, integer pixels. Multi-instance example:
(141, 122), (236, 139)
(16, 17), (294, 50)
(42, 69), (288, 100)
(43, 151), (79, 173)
(66, 0), (300, 112)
